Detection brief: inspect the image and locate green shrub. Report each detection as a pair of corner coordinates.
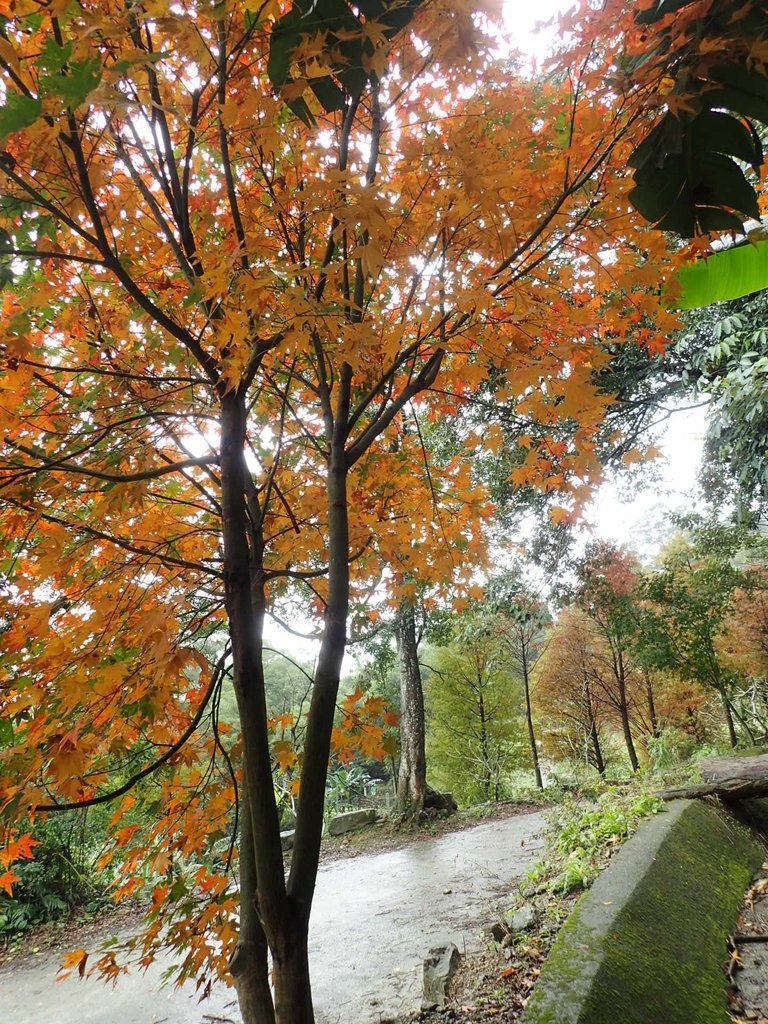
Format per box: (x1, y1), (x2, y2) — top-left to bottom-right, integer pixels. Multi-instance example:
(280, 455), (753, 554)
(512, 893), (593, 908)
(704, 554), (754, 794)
(524, 790), (664, 896)
(0, 812), (110, 937)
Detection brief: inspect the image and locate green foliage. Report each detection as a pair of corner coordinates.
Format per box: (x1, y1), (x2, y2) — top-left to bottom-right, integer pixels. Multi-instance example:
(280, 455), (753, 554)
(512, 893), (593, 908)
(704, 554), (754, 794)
(424, 615), (528, 803)
(324, 764), (374, 820)
(267, 0), (424, 124)
(0, 813), (109, 937)
(628, 0), (767, 236)
(636, 517), (754, 708)
(676, 240), (768, 310)
(526, 791), (664, 896)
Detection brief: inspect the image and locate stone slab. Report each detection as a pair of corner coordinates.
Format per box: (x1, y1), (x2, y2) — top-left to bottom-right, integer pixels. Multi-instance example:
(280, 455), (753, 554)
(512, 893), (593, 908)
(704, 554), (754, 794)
(327, 808), (377, 836)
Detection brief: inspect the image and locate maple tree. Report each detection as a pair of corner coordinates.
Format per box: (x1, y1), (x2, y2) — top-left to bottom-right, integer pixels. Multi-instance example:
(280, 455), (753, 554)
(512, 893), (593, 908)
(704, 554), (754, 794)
(0, 1), (698, 1020)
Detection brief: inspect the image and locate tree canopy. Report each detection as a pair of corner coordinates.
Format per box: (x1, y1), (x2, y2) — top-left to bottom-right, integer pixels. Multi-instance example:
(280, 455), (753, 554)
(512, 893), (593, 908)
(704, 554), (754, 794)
(0, 1), (740, 1021)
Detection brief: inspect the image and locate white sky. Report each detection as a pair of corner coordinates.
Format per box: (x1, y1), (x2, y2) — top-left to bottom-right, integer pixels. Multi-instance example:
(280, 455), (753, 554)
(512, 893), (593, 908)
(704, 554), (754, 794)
(585, 404), (709, 561)
(503, 0), (568, 63)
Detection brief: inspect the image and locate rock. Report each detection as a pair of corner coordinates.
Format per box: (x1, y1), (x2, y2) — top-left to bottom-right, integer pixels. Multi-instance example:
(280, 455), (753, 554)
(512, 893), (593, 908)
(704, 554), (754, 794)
(424, 787), (458, 815)
(280, 829), (295, 851)
(422, 942), (461, 1009)
(327, 809), (377, 836)
(505, 905), (536, 934)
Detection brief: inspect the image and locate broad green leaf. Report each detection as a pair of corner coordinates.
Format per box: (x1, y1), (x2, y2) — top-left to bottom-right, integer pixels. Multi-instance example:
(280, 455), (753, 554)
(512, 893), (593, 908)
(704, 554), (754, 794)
(42, 59), (102, 107)
(0, 92), (42, 143)
(675, 241), (768, 310)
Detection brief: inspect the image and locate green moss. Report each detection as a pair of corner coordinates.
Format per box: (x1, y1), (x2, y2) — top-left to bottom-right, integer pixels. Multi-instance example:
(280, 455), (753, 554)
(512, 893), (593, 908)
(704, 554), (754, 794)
(523, 801), (764, 1024)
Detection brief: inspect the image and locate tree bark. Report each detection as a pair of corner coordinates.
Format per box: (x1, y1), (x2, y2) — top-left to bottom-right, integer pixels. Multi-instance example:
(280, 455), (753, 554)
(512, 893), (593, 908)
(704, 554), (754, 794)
(590, 717), (606, 777)
(271, 913), (314, 1024)
(644, 669), (659, 739)
(230, 785), (275, 1024)
(478, 690), (490, 800)
(615, 651), (639, 772)
(657, 754), (768, 800)
(220, 393), (289, 1023)
(278, 383), (352, 1024)
(521, 644), (543, 789)
(721, 690), (738, 748)
(584, 682), (605, 777)
(396, 599), (427, 816)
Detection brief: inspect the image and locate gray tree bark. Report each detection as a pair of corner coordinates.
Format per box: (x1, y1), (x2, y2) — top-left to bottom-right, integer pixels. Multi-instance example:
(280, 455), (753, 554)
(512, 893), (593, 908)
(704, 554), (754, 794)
(396, 599), (427, 816)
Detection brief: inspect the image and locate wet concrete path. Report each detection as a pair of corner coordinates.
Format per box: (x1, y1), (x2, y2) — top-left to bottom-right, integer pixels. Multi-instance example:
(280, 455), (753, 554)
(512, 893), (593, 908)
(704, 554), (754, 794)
(1, 810), (545, 1024)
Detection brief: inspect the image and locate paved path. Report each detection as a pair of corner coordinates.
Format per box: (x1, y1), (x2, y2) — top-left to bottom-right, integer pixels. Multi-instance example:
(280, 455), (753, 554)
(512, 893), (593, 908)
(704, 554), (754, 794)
(0, 810), (545, 1024)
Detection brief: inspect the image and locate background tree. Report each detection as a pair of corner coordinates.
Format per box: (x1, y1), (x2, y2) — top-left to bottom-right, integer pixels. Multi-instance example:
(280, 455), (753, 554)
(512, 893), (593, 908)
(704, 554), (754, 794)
(533, 606), (608, 777)
(488, 576), (550, 790)
(637, 519), (752, 747)
(423, 614), (527, 803)
(574, 543), (645, 771)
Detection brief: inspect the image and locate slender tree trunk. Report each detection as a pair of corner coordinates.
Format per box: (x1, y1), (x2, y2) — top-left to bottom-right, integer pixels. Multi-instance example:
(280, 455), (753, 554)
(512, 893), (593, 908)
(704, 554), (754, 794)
(721, 690), (738, 748)
(478, 690), (490, 800)
(230, 785), (275, 1024)
(590, 718), (606, 777)
(615, 652), (639, 772)
(396, 598), (427, 816)
(220, 393), (287, 1024)
(644, 669), (659, 739)
(276, 385), (352, 1024)
(584, 682), (605, 777)
(521, 646), (543, 789)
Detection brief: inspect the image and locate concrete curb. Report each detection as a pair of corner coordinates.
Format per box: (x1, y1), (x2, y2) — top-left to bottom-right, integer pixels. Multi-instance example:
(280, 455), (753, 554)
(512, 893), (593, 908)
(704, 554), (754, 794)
(521, 799), (764, 1024)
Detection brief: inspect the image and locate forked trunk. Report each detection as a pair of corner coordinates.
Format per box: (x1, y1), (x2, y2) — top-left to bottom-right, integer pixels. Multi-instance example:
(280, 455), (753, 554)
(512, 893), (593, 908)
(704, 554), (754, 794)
(272, 916), (314, 1024)
(230, 789), (275, 1024)
(396, 599), (427, 815)
(644, 669), (659, 739)
(590, 718), (606, 777)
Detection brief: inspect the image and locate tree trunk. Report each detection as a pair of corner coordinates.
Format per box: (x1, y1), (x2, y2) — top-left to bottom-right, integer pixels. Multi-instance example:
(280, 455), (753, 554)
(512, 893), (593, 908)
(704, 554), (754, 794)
(721, 690), (738, 748)
(230, 788), (275, 1024)
(521, 646), (543, 789)
(616, 652), (639, 772)
(396, 599), (427, 816)
(280, 396), (352, 1024)
(271, 914), (314, 1024)
(590, 717), (606, 777)
(644, 669), (659, 739)
(478, 691), (490, 800)
(584, 682), (605, 777)
(220, 393), (287, 1023)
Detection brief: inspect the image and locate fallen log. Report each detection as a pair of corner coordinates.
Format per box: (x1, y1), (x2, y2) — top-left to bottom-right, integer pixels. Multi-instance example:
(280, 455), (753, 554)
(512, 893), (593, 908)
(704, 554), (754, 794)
(657, 777), (768, 801)
(657, 753), (768, 801)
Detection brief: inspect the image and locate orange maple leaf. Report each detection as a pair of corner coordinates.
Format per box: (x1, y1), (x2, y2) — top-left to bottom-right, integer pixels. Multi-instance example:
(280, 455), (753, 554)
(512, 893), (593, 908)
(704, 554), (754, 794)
(0, 869), (19, 896)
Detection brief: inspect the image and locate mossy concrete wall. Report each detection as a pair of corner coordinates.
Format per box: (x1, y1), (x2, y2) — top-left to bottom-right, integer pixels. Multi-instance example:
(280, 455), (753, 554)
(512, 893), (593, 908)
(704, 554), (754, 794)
(522, 799), (764, 1024)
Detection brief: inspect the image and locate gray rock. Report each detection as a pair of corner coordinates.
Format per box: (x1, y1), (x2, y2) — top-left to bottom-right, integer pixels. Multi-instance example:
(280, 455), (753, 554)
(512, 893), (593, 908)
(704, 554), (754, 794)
(422, 942), (461, 1009)
(424, 788), (458, 815)
(280, 829), (295, 851)
(327, 809), (377, 836)
(505, 904), (536, 934)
